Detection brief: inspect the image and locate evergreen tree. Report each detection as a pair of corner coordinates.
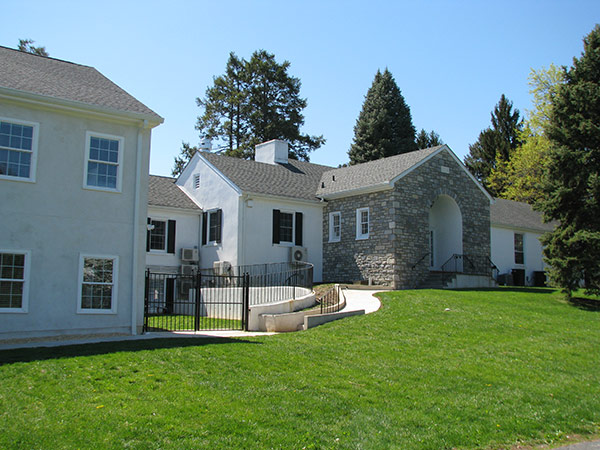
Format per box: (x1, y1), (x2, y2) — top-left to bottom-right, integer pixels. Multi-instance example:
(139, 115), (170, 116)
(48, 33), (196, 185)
(464, 95), (522, 195)
(172, 142), (199, 177)
(348, 69), (416, 164)
(189, 50), (324, 168)
(538, 25), (600, 296)
(18, 39), (49, 56)
(416, 129), (444, 149)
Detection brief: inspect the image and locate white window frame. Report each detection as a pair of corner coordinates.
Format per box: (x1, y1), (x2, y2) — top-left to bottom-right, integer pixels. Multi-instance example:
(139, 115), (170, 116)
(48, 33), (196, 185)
(0, 117), (39, 183)
(278, 210), (296, 245)
(77, 254), (118, 314)
(329, 211), (341, 243)
(149, 218), (168, 253)
(83, 131), (124, 193)
(206, 209), (222, 245)
(0, 249), (30, 313)
(356, 207), (370, 240)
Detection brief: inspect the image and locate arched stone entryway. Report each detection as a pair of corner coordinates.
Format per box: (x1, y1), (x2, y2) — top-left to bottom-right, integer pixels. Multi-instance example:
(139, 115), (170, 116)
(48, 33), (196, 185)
(428, 195), (463, 270)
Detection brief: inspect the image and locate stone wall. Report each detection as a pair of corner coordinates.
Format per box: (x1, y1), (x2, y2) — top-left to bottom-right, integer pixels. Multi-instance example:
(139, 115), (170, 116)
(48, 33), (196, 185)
(322, 149), (491, 288)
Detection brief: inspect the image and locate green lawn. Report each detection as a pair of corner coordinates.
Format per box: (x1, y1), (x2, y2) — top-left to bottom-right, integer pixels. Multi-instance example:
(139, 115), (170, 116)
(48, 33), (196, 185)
(145, 314), (242, 331)
(1, 288), (599, 450)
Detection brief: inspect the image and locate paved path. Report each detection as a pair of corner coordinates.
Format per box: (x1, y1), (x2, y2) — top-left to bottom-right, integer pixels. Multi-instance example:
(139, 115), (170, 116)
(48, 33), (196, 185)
(0, 288), (382, 351)
(340, 288), (382, 314)
(554, 441), (600, 450)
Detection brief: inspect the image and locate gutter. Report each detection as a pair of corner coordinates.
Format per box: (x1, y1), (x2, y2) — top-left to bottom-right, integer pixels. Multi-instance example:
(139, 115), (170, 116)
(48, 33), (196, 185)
(0, 86), (164, 127)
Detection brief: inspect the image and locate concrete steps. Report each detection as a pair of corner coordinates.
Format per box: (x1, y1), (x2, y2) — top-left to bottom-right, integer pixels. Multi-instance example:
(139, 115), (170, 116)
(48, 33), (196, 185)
(418, 271), (456, 289)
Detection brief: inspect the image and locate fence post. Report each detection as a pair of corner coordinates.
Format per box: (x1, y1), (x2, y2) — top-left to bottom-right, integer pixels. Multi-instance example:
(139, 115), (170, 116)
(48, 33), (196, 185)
(194, 271), (201, 332)
(243, 273), (250, 331)
(143, 269), (150, 333)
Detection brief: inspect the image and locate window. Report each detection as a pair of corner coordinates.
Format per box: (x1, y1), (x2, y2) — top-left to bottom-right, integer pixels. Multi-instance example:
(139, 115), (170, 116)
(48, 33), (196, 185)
(514, 233), (524, 265)
(149, 220), (167, 251)
(78, 255), (118, 313)
(356, 207), (369, 240)
(329, 212), (341, 242)
(202, 210), (222, 245)
(84, 132), (123, 191)
(193, 173), (200, 189)
(272, 210), (303, 246)
(0, 251), (30, 313)
(147, 218), (176, 254)
(0, 118), (38, 182)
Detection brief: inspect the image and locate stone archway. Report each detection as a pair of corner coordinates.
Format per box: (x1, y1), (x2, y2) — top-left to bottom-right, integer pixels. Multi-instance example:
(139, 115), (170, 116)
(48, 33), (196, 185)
(428, 194), (463, 270)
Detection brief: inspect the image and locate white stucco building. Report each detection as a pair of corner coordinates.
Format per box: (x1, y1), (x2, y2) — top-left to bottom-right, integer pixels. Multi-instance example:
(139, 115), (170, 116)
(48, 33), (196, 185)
(0, 47), (162, 340)
(175, 140), (329, 281)
(490, 198), (554, 286)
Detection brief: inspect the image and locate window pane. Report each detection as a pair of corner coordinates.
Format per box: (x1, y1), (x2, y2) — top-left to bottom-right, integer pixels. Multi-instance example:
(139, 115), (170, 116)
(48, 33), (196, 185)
(150, 220), (166, 250)
(279, 212), (293, 242)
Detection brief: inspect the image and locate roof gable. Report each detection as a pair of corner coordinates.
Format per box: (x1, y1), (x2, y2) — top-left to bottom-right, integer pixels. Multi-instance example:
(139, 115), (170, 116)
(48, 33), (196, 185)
(198, 152), (332, 202)
(317, 145), (492, 201)
(0, 46), (162, 121)
(148, 175), (201, 211)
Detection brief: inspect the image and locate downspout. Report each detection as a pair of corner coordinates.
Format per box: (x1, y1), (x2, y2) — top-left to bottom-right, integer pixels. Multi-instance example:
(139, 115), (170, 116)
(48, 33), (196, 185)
(131, 120), (148, 335)
(238, 194), (247, 267)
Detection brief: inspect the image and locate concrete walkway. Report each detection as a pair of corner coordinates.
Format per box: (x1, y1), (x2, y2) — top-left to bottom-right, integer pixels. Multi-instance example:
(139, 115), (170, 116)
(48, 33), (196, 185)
(340, 287), (382, 314)
(0, 288), (383, 351)
(554, 441), (600, 450)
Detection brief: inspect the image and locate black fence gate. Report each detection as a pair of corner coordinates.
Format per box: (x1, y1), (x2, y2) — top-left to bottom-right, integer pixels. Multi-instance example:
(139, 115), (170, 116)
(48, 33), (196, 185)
(144, 270), (249, 332)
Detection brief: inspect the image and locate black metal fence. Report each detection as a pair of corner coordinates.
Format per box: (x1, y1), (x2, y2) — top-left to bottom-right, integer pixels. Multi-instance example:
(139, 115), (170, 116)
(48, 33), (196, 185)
(144, 262), (313, 332)
(144, 271), (249, 332)
(317, 285), (344, 314)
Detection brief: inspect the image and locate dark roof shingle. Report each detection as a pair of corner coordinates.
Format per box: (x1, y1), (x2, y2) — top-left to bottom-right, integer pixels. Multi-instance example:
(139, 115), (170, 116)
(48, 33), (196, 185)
(0, 46), (162, 120)
(491, 198), (555, 232)
(200, 152), (332, 201)
(148, 176), (200, 210)
(316, 146), (443, 197)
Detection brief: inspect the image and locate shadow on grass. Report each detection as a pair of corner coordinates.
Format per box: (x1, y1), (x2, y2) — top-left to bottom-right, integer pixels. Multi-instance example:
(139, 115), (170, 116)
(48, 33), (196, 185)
(0, 336), (260, 365)
(453, 287), (558, 294)
(569, 297), (600, 312)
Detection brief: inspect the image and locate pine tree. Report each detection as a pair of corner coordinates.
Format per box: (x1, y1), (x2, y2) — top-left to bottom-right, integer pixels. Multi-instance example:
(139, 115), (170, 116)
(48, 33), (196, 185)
(189, 50), (324, 168)
(538, 25), (600, 296)
(348, 69), (416, 164)
(18, 39), (49, 57)
(464, 95), (522, 195)
(416, 129), (444, 149)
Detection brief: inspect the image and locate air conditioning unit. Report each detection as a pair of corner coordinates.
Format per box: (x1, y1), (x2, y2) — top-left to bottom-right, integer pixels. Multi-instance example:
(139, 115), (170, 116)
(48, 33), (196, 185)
(180, 264), (197, 276)
(213, 261), (232, 275)
(181, 248), (198, 262)
(290, 246), (308, 262)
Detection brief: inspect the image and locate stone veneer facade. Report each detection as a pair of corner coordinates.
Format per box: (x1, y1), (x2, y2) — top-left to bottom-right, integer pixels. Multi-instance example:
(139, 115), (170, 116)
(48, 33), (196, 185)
(322, 150), (490, 288)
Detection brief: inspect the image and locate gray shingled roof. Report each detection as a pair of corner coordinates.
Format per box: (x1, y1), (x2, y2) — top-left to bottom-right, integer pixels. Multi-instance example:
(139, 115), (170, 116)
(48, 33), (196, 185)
(316, 146), (443, 197)
(200, 152), (332, 201)
(148, 176), (200, 210)
(0, 46), (162, 120)
(491, 198), (555, 232)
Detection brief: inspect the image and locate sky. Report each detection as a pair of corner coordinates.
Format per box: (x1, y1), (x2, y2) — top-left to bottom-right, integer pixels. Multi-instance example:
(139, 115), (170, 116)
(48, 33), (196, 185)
(2, 1), (598, 176)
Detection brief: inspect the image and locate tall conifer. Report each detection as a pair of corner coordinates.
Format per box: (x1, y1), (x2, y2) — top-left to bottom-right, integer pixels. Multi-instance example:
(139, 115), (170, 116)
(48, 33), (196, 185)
(348, 69), (416, 164)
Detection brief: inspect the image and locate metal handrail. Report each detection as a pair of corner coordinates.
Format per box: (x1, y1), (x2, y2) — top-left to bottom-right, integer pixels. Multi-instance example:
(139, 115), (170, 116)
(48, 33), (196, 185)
(411, 253), (430, 270)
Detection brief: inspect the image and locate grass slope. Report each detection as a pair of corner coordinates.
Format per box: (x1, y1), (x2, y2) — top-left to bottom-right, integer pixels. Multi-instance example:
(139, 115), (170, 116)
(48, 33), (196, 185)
(0, 288), (598, 450)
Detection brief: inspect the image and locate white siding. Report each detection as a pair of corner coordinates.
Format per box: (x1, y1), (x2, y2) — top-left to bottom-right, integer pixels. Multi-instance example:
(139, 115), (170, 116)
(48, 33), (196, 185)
(0, 101), (152, 339)
(491, 225), (546, 285)
(177, 154), (240, 269)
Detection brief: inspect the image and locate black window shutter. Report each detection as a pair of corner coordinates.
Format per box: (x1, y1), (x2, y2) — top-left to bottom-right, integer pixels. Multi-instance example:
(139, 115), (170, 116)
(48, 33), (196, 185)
(295, 212), (303, 246)
(146, 217), (151, 252)
(167, 220), (176, 254)
(272, 209), (280, 244)
(216, 209), (223, 243)
(202, 212), (208, 246)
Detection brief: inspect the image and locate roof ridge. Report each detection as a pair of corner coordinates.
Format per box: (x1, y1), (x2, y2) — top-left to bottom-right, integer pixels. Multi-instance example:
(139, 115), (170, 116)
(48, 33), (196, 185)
(0, 45), (94, 69)
(149, 174), (176, 180)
